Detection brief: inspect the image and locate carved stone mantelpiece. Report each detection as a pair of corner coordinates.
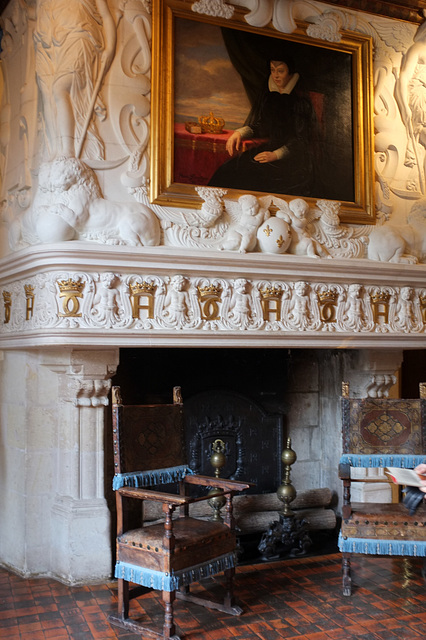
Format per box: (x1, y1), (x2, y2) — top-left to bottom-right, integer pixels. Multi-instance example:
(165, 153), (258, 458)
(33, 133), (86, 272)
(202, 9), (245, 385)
(0, 244), (424, 348)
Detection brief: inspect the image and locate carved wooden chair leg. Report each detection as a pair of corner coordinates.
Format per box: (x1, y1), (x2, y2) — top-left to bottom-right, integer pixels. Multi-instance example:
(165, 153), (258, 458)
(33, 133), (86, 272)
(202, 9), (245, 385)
(118, 578), (129, 619)
(342, 552), (352, 596)
(162, 590), (180, 640)
(224, 567), (243, 615)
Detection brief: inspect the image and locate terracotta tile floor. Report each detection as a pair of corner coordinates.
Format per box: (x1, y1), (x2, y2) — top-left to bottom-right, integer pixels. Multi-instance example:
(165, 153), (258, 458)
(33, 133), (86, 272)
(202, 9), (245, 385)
(0, 553), (425, 640)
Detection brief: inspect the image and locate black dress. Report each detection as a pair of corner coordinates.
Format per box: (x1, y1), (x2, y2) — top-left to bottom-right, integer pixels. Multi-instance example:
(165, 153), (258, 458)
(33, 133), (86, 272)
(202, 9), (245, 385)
(209, 81), (319, 196)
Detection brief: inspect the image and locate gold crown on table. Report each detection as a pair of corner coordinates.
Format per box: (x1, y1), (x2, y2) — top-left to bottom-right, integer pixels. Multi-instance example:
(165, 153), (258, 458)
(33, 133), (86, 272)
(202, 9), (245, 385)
(198, 111), (225, 134)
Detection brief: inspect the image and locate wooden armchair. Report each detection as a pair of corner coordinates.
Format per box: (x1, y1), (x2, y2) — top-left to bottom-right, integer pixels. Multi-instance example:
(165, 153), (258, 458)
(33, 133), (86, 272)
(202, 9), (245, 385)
(338, 382), (426, 596)
(109, 386), (252, 640)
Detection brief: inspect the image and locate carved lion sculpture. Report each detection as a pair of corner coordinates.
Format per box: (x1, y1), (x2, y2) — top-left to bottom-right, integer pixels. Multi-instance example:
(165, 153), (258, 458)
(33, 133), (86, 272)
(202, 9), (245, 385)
(31, 157), (161, 246)
(367, 201), (426, 263)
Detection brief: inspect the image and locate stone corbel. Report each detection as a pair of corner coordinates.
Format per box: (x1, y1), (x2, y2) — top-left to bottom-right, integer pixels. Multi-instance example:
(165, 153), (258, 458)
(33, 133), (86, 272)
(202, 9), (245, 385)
(58, 349), (119, 406)
(63, 377), (112, 407)
(343, 349), (404, 398)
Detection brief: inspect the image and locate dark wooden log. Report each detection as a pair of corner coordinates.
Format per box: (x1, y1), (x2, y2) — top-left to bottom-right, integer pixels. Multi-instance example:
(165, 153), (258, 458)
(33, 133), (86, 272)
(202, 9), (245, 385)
(236, 508), (337, 534)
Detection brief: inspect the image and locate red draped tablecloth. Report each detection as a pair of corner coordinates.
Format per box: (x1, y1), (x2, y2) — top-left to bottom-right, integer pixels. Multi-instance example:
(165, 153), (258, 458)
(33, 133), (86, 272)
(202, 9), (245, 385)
(173, 123), (262, 186)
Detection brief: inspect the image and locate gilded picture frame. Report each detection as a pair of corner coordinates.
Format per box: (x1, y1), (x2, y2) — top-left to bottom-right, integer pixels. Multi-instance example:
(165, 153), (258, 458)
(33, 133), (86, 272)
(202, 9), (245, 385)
(151, 0), (375, 224)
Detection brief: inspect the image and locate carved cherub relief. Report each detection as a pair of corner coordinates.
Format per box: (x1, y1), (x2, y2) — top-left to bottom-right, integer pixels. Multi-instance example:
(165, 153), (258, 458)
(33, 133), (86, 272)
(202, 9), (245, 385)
(288, 280), (312, 329)
(275, 198), (329, 258)
(343, 284), (368, 332)
(219, 194), (270, 253)
(92, 272), (123, 328)
(229, 278), (252, 328)
(164, 275), (191, 327)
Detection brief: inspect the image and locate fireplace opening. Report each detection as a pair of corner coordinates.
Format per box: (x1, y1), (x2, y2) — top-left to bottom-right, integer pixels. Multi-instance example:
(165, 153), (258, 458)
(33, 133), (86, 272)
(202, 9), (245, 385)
(107, 348), (342, 562)
(106, 348), (425, 564)
(112, 347), (290, 486)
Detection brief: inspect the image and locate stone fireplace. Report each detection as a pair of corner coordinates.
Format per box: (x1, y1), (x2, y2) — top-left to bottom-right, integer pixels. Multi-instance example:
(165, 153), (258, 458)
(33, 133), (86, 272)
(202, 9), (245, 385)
(0, 0), (425, 586)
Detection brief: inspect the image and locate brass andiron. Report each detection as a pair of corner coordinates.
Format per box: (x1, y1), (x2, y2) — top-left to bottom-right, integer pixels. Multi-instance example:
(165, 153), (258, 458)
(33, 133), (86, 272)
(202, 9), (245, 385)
(277, 437), (297, 517)
(208, 439), (227, 522)
(258, 438), (312, 559)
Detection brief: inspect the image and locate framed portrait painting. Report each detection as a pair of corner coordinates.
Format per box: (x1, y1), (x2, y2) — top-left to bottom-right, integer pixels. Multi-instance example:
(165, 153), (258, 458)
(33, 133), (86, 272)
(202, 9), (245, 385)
(151, 0), (375, 224)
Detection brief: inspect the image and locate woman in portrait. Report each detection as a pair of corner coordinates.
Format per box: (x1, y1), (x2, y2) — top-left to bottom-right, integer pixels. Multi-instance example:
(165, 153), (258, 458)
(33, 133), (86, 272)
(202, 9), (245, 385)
(208, 55), (321, 197)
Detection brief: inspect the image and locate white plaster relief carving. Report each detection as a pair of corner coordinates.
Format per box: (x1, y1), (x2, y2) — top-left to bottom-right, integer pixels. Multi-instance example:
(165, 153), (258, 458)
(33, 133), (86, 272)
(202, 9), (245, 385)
(306, 10), (348, 43)
(14, 157), (160, 248)
(275, 198), (329, 258)
(110, 0), (151, 189)
(231, 0), (299, 33)
(0, 0), (38, 210)
(3, 271), (424, 336)
(257, 216), (291, 255)
(393, 286), (424, 333)
(226, 278), (258, 330)
(219, 195), (270, 253)
(342, 284), (373, 333)
(64, 376), (112, 406)
(286, 281), (320, 330)
(34, 0), (117, 161)
(0, 0), (425, 273)
(162, 275), (192, 329)
(155, 191), (368, 259)
(367, 200), (426, 263)
(365, 374), (397, 398)
(230, 0), (273, 28)
(91, 272), (124, 328)
(192, 0), (234, 19)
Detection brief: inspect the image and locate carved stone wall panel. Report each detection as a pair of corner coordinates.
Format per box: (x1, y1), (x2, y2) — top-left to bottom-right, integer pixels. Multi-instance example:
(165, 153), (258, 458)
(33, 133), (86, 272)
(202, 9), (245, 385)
(0, 0), (425, 275)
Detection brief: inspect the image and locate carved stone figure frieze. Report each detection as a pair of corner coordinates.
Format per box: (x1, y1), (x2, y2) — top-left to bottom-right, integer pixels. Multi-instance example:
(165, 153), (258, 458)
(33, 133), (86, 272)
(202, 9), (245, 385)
(0, 270), (424, 340)
(92, 273), (123, 328)
(163, 275), (191, 328)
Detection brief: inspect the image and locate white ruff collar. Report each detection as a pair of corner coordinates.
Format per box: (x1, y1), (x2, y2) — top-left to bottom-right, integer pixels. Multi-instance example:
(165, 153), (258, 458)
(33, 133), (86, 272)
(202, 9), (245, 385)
(268, 72), (299, 94)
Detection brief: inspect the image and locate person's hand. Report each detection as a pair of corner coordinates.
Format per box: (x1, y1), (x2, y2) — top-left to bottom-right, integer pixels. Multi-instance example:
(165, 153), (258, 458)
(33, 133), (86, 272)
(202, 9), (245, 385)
(254, 151), (277, 163)
(414, 464), (426, 493)
(226, 131), (242, 156)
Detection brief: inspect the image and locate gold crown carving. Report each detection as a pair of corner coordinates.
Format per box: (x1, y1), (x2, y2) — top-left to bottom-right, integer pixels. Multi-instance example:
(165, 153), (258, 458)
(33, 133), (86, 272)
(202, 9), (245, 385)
(198, 112), (225, 134)
(2, 291), (11, 303)
(129, 281), (156, 295)
(198, 284), (222, 298)
(260, 286), (283, 299)
(370, 291), (390, 304)
(24, 285), (35, 297)
(318, 290), (338, 304)
(58, 279), (85, 294)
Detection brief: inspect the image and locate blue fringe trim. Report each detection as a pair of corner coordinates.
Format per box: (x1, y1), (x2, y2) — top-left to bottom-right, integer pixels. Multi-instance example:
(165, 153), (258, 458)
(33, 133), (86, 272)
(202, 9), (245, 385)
(113, 465), (194, 491)
(338, 533), (426, 557)
(114, 552), (236, 591)
(339, 454), (426, 469)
